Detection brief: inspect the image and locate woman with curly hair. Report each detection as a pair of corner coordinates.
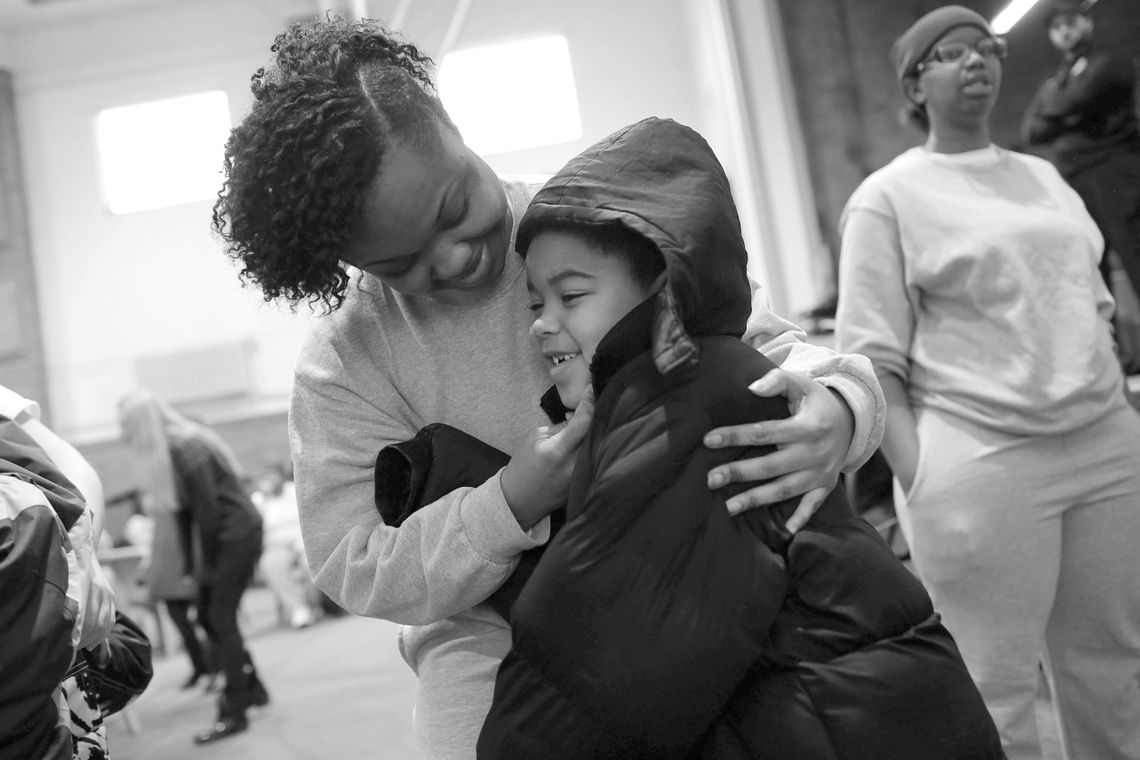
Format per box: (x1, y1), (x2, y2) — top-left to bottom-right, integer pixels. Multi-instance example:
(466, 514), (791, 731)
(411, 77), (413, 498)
(212, 16), (886, 759)
(117, 391), (266, 744)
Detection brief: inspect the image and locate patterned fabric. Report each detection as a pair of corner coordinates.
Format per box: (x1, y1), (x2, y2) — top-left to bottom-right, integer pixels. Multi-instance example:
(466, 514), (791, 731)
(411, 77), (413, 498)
(62, 671), (107, 760)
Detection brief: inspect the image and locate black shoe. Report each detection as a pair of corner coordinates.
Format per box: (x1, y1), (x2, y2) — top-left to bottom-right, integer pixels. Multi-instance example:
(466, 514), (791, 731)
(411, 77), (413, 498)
(248, 678), (270, 707)
(242, 655), (270, 707)
(193, 716), (248, 744)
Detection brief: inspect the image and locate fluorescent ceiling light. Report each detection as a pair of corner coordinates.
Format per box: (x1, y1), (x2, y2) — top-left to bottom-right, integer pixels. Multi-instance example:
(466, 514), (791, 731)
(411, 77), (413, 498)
(991, 0), (1042, 34)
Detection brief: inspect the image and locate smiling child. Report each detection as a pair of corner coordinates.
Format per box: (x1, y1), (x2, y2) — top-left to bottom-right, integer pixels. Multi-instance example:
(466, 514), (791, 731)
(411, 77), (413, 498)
(476, 117), (1001, 760)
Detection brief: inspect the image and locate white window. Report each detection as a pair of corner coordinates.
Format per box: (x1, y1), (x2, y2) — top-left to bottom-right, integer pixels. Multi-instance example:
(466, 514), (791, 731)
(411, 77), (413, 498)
(439, 35), (582, 156)
(96, 90), (232, 215)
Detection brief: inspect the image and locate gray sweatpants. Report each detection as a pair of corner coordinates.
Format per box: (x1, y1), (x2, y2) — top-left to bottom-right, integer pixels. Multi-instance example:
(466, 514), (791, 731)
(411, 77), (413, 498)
(896, 400), (1140, 760)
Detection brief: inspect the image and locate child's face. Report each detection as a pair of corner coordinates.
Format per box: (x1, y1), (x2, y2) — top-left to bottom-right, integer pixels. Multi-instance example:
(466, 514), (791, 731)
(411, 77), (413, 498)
(526, 229), (660, 410)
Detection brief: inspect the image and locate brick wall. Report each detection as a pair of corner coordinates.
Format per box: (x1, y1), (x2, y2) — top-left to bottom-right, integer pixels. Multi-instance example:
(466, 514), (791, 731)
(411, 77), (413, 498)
(778, 0), (1140, 283)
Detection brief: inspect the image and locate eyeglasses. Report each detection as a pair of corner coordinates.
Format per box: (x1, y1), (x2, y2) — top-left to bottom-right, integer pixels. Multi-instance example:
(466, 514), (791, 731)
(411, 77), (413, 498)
(916, 37), (1008, 73)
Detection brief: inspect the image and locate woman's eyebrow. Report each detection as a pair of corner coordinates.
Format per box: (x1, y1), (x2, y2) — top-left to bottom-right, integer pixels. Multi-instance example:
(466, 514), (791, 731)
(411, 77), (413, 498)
(436, 163), (478, 225)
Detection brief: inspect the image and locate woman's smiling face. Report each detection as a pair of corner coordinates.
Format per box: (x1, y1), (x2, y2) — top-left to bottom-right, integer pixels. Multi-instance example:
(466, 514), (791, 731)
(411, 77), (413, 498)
(342, 119), (511, 299)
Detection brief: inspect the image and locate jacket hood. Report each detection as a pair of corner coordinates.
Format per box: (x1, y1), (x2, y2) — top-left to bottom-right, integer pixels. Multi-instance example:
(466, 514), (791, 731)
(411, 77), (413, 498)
(517, 117), (752, 379)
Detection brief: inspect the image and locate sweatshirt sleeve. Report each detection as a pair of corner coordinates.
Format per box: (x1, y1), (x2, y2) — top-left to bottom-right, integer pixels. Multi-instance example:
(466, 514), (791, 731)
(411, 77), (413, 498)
(741, 276), (885, 472)
(835, 196), (916, 390)
(290, 332), (550, 627)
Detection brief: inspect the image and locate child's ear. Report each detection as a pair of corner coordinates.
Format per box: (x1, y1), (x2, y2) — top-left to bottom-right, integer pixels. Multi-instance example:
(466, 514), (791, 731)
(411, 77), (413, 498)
(902, 76), (925, 106)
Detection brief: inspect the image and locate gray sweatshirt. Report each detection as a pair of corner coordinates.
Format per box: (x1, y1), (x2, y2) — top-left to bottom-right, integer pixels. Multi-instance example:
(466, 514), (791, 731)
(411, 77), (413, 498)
(837, 145), (1122, 434)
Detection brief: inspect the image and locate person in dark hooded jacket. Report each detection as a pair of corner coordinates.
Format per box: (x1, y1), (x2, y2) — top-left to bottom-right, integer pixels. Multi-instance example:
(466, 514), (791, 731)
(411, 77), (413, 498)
(465, 117), (1002, 760)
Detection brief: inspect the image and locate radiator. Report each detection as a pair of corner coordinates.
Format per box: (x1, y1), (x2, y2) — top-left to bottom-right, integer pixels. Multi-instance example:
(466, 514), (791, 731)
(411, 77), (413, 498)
(134, 341), (252, 404)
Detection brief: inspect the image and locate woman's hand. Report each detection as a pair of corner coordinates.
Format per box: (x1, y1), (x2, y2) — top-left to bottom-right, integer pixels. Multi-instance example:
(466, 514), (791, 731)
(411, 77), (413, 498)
(704, 370), (853, 532)
(502, 388), (595, 530)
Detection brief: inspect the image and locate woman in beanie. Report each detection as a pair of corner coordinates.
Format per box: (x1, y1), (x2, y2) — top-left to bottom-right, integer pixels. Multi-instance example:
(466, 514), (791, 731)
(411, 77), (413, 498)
(836, 6), (1140, 760)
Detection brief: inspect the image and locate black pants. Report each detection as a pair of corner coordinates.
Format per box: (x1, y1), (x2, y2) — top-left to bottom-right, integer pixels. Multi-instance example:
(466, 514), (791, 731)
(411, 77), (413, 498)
(164, 599), (210, 675)
(1067, 152), (1140, 299)
(198, 533), (262, 707)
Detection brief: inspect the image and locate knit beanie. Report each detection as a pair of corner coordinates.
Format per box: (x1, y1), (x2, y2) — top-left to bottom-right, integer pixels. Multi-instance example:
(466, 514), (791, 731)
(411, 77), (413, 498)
(1043, 0), (1091, 25)
(891, 5), (993, 83)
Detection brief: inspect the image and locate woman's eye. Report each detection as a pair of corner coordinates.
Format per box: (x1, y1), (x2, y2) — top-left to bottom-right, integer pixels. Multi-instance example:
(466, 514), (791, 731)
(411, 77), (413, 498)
(371, 256), (416, 278)
(445, 197), (469, 229)
(562, 292), (585, 305)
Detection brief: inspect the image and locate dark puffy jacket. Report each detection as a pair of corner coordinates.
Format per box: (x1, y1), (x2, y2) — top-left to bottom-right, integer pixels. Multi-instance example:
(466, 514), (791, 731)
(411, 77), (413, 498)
(479, 118), (1002, 759)
(0, 416), (86, 760)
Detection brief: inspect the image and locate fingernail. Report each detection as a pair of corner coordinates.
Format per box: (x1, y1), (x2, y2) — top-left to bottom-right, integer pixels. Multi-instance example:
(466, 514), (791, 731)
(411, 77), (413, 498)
(704, 433), (722, 447)
(708, 472), (725, 488)
(725, 499), (741, 515)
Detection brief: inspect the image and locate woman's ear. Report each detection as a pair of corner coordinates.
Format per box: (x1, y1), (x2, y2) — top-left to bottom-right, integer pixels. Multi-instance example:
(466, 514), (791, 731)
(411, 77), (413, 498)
(902, 76), (925, 106)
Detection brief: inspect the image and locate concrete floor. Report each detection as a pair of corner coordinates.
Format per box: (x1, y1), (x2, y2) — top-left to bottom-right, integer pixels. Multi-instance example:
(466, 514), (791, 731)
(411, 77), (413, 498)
(107, 584), (1065, 760)
(106, 587), (419, 759)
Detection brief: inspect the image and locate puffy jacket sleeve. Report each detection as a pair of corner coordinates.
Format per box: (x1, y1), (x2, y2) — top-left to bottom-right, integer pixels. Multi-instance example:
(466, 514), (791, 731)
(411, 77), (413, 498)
(292, 341), (549, 626)
(0, 419), (87, 760)
(478, 398), (788, 759)
(374, 423), (552, 621)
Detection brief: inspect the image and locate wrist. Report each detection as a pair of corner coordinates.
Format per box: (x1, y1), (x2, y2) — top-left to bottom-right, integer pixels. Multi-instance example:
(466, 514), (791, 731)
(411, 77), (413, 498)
(828, 387), (856, 450)
(500, 464), (540, 531)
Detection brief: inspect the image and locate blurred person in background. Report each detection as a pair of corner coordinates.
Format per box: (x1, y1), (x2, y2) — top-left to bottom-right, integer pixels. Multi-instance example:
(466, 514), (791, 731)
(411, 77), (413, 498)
(119, 493), (217, 692)
(1, 384), (121, 759)
(251, 463), (320, 629)
(838, 7), (1140, 759)
(1022, 0), (1140, 372)
(117, 390), (266, 745)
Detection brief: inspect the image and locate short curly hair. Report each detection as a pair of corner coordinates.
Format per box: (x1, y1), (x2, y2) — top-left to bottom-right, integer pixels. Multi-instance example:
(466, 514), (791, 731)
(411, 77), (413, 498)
(212, 16), (454, 311)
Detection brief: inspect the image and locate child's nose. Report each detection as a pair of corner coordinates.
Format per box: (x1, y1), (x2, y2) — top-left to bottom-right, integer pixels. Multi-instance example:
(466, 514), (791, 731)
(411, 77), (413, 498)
(530, 312), (558, 337)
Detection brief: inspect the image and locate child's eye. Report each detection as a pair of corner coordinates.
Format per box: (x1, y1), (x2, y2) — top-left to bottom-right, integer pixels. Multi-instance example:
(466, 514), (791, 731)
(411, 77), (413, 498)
(527, 301), (543, 314)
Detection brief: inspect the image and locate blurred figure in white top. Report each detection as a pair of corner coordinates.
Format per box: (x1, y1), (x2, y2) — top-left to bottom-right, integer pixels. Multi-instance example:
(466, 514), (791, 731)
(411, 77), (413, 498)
(251, 465), (320, 629)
